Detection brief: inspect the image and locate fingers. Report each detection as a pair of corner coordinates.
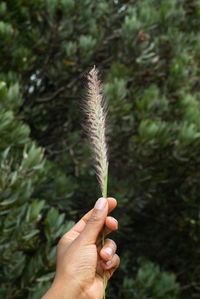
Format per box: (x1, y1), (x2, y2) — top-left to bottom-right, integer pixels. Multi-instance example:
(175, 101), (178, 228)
(96, 216), (118, 244)
(100, 239), (120, 282)
(103, 254), (120, 282)
(96, 239), (120, 282)
(99, 238), (117, 262)
(63, 198), (117, 243)
(80, 197), (117, 229)
(77, 197), (108, 245)
(107, 197), (117, 213)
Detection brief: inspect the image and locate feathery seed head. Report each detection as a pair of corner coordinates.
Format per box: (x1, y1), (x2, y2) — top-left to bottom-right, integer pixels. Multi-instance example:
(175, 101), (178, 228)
(85, 66), (108, 195)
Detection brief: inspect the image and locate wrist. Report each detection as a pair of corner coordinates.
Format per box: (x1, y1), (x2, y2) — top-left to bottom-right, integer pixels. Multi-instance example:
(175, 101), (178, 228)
(42, 280), (87, 299)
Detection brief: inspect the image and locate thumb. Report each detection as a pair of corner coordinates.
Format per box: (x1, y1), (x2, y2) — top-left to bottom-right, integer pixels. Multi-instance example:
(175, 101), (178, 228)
(79, 197), (108, 245)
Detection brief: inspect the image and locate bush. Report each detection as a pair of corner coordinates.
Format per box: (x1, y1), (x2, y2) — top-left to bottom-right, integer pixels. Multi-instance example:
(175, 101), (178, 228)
(0, 81), (75, 298)
(1, 0), (200, 298)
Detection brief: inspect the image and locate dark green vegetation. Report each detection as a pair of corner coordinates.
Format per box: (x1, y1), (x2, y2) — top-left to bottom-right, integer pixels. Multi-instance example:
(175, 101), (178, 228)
(1, 0), (200, 298)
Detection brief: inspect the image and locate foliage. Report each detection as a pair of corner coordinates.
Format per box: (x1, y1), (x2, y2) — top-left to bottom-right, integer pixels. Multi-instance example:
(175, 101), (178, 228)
(121, 258), (179, 298)
(1, 0), (200, 298)
(0, 82), (75, 298)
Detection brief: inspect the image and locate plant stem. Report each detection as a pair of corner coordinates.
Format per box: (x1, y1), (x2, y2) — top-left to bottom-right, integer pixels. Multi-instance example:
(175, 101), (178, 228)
(103, 166), (108, 199)
(102, 165), (108, 299)
(102, 228), (106, 299)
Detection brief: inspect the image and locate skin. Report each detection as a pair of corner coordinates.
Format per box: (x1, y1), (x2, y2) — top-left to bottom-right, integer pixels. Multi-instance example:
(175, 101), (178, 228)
(43, 197), (120, 299)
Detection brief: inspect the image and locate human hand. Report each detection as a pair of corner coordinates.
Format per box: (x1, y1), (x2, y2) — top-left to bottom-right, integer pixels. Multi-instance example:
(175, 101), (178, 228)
(43, 197), (120, 299)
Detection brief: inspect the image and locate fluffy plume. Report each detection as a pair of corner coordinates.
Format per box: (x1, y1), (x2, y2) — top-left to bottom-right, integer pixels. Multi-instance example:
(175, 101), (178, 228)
(85, 66), (108, 196)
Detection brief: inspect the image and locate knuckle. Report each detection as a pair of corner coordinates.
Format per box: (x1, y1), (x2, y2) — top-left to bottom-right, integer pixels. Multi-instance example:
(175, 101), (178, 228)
(105, 237), (111, 242)
(57, 234), (67, 249)
(105, 238), (117, 251)
(57, 238), (64, 249)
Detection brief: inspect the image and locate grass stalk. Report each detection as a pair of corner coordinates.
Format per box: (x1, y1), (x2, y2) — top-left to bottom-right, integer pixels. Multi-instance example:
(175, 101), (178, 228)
(85, 66), (109, 299)
(102, 165), (108, 299)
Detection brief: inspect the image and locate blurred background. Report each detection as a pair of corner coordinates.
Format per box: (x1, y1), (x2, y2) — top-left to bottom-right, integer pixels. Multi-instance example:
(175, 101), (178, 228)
(1, 0), (200, 298)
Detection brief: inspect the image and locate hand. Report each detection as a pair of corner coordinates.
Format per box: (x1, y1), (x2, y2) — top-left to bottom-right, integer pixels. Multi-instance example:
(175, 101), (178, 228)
(43, 197), (120, 299)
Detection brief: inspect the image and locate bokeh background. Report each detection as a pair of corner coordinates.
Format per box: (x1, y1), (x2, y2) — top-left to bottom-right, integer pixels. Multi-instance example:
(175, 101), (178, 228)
(1, 0), (200, 298)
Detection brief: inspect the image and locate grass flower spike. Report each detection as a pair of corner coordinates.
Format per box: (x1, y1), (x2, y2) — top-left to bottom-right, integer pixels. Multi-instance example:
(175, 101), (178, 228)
(85, 66), (108, 299)
(86, 66), (108, 198)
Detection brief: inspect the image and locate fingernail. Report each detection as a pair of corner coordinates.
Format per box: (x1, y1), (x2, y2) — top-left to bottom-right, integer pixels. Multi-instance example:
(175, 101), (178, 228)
(104, 247), (112, 258)
(106, 260), (112, 266)
(112, 217), (118, 225)
(94, 197), (107, 210)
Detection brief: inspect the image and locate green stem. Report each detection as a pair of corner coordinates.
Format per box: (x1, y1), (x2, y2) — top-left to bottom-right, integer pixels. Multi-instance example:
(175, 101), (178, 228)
(102, 165), (108, 299)
(103, 166), (108, 199)
(102, 228), (106, 299)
